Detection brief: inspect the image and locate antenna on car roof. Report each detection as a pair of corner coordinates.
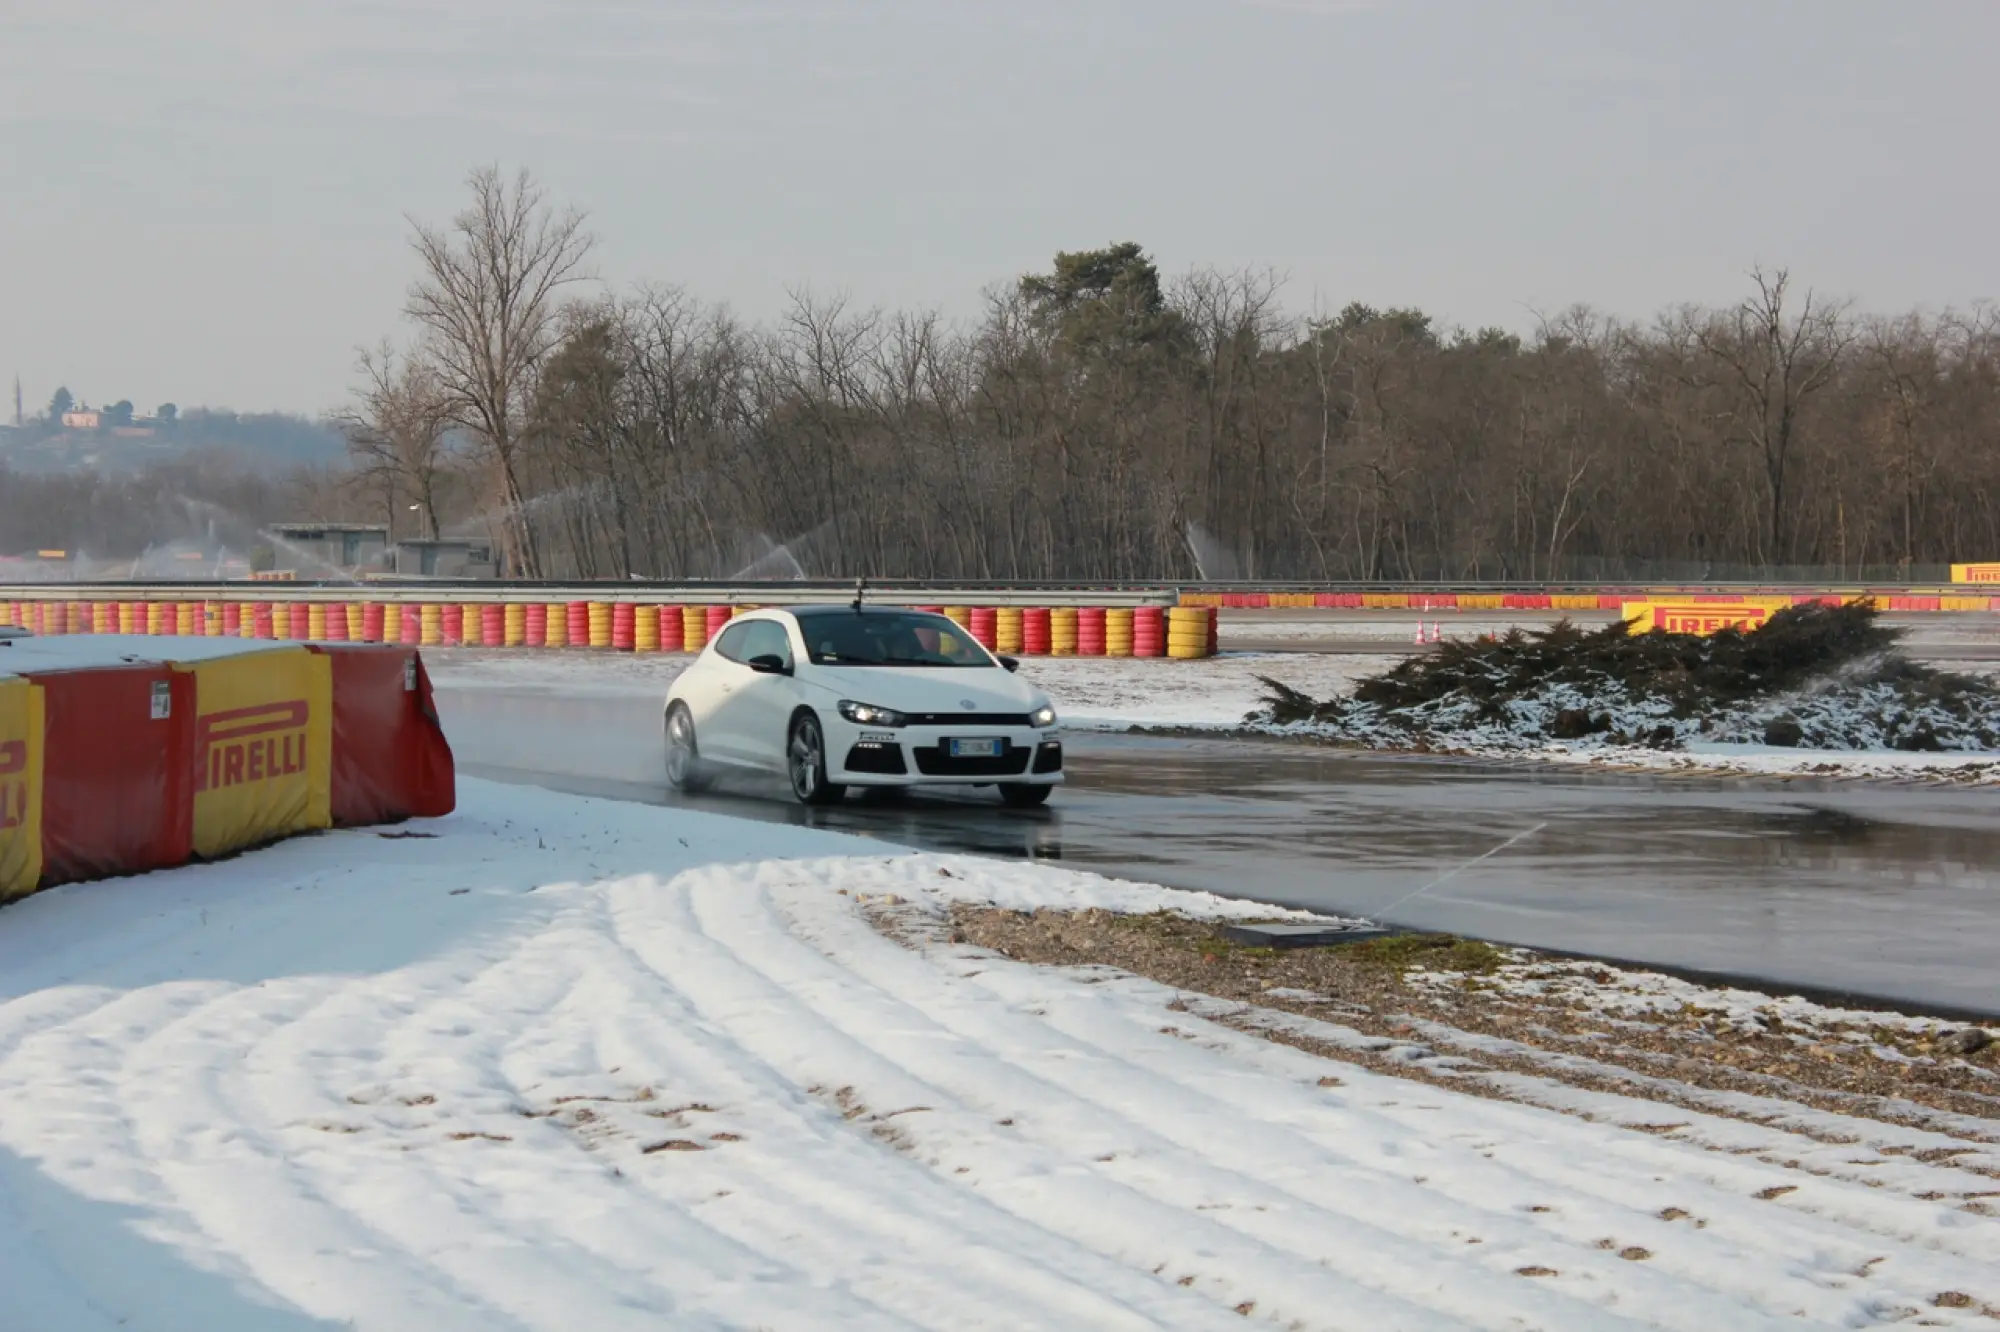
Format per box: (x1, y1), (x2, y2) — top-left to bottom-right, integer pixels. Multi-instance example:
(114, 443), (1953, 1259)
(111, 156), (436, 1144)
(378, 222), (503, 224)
(851, 576), (867, 613)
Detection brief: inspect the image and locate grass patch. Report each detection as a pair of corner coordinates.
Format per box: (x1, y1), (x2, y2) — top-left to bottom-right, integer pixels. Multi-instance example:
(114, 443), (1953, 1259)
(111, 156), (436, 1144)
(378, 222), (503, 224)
(1347, 934), (1506, 977)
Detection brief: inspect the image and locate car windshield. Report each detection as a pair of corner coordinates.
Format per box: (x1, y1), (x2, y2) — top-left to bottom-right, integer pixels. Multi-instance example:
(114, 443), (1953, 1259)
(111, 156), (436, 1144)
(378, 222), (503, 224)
(803, 612), (992, 668)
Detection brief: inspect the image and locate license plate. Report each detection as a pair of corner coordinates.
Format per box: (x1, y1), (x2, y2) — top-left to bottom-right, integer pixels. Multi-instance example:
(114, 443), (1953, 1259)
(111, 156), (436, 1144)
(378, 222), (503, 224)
(948, 737), (1001, 758)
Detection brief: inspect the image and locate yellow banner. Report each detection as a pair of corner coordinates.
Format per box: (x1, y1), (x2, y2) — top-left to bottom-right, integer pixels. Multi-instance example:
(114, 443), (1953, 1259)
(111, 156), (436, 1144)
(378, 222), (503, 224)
(183, 648), (332, 859)
(1623, 598), (1798, 635)
(1951, 563), (2000, 584)
(0, 676), (45, 903)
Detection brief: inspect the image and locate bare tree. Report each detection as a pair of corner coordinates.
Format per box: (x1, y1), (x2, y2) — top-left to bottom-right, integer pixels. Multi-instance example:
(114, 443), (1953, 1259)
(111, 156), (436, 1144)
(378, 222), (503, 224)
(404, 166), (595, 576)
(1694, 268), (1853, 560)
(337, 341), (456, 540)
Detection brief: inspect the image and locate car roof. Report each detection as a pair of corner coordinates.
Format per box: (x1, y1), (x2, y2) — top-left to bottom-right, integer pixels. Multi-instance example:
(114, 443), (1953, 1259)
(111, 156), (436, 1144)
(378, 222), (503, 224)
(785, 604), (944, 619)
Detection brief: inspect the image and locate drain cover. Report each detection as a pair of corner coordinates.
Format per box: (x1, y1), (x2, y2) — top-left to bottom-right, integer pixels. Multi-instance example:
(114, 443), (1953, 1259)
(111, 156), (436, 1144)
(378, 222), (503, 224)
(1217, 922), (1396, 949)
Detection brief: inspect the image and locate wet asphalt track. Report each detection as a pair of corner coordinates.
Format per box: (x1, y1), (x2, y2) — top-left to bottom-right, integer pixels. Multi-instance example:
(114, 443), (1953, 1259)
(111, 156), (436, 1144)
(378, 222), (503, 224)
(434, 686), (2000, 1018)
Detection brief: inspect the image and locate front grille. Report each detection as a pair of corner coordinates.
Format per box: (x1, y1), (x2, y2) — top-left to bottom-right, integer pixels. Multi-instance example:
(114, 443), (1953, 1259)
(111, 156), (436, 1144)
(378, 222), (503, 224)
(912, 743), (1032, 777)
(1031, 741), (1063, 774)
(844, 742), (908, 776)
(905, 712), (1033, 727)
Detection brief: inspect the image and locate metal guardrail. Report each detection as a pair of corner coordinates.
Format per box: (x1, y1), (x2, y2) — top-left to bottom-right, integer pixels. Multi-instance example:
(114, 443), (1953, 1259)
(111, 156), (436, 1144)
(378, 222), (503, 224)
(0, 580), (1182, 608)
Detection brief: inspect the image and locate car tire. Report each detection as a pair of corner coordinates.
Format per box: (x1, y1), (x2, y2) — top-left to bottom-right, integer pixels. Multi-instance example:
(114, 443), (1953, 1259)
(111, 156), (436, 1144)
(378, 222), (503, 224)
(998, 783), (1052, 808)
(787, 712), (845, 806)
(665, 703), (709, 792)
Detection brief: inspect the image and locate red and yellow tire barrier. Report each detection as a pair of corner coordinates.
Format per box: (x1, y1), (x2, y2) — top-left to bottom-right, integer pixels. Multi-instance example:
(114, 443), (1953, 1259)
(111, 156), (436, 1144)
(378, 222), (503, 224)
(1049, 607), (1078, 656)
(4, 598), (1222, 659)
(1132, 606), (1165, 658)
(1077, 607), (1107, 656)
(1104, 607), (1134, 658)
(0, 640), (454, 905)
(1021, 608), (1052, 655)
(995, 607), (1023, 655)
(1166, 606), (1211, 659)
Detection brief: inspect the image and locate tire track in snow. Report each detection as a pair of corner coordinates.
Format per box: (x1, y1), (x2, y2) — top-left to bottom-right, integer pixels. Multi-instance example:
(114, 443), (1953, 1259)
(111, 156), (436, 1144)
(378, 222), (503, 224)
(735, 866), (1854, 1330)
(607, 874), (1257, 1331)
(660, 864), (1691, 1331)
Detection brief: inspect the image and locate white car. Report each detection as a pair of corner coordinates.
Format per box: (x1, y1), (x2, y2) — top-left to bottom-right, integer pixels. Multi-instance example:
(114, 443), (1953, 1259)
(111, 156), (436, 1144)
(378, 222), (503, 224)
(663, 605), (1064, 806)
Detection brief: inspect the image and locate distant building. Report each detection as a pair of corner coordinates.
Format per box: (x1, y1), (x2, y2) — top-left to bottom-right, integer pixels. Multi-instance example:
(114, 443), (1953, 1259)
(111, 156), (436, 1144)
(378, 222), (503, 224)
(264, 523), (392, 576)
(393, 539), (498, 579)
(61, 409), (100, 429)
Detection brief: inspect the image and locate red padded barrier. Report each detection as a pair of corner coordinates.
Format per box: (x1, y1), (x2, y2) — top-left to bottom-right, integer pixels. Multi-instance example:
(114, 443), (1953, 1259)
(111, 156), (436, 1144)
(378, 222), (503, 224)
(480, 603), (505, 647)
(524, 602), (548, 647)
(440, 603), (464, 646)
(611, 602), (636, 651)
(969, 607), (998, 648)
(704, 605), (730, 638)
(21, 664), (196, 886)
(311, 646), (456, 826)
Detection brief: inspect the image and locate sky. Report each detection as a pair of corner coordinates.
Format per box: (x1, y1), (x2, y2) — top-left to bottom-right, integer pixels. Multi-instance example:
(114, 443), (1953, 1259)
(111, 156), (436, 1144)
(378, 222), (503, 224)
(3, 0), (1996, 417)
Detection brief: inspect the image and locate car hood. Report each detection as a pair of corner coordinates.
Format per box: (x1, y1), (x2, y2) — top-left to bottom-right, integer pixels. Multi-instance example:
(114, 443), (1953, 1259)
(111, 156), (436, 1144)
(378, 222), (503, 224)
(805, 664), (1047, 715)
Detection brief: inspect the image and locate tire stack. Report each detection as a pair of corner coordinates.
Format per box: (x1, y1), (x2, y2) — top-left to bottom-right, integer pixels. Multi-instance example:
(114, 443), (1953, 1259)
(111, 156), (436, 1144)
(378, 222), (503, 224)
(1049, 607), (1077, 656)
(995, 607), (1023, 654)
(1132, 606), (1165, 658)
(682, 605), (709, 652)
(1104, 608), (1134, 658)
(1077, 607), (1107, 656)
(1166, 606), (1211, 659)
(969, 607), (999, 649)
(1021, 608), (1052, 655)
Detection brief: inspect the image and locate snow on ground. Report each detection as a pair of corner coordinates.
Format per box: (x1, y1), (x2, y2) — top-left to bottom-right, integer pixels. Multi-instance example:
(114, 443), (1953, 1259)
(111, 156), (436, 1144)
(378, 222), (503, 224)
(3, 781), (1998, 1329)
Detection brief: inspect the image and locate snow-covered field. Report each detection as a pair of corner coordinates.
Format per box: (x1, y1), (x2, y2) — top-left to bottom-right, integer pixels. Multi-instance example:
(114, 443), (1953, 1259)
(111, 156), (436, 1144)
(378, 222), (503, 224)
(3, 780), (1997, 1329)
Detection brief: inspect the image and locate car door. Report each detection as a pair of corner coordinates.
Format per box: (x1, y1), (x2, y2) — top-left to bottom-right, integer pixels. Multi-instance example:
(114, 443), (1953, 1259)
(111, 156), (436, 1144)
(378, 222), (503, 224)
(697, 621), (760, 762)
(729, 619), (802, 768)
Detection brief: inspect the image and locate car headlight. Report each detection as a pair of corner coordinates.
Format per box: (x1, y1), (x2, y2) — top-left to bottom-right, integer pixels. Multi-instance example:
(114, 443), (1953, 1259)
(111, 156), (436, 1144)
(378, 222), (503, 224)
(838, 700), (908, 727)
(1030, 704), (1058, 728)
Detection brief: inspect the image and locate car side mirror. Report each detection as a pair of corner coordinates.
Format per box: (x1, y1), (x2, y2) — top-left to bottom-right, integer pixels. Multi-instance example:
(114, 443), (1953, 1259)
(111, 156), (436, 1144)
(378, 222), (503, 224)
(747, 654), (791, 675)
(997, 655), (1020, 673)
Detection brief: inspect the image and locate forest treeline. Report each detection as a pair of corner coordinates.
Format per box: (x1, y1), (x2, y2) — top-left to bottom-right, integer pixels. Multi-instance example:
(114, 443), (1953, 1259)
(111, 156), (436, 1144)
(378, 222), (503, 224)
(8, 168), (1998, 579)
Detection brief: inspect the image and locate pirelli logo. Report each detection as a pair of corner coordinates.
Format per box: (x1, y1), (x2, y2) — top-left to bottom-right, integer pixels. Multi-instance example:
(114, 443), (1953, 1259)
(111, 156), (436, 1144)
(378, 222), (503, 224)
(1952, 563), (2000, 584)
(195, 700), (310, 793)
(1640, 600), (1784, 640)
(0, 739), (25, 831)
(1648, 604), (1774, 634)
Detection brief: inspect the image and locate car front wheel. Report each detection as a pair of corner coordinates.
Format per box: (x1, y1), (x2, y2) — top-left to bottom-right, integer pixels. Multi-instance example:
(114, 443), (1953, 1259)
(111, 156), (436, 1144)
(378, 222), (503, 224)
(665, 703), (708, 792)
(788, 713), (845, 806)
